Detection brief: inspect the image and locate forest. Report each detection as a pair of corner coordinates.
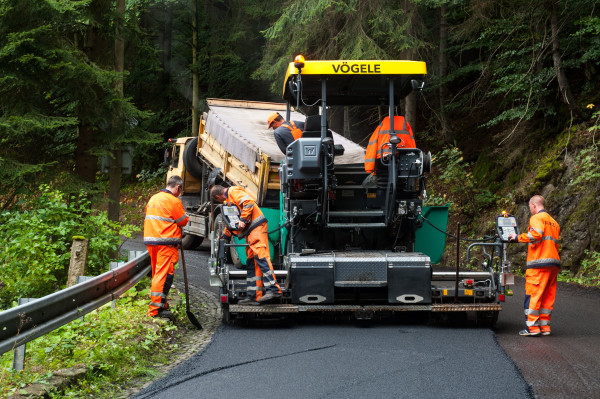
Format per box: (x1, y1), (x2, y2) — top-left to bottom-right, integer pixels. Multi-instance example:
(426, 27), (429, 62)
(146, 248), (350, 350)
(1, 0), (599, 304)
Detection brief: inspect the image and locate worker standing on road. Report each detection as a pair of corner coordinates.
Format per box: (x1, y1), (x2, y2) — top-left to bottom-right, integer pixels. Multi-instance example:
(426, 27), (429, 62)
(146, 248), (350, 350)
(508, 195), (560, 337)
(210, 185), (282, 305)
(267, 112), (305, 154)
(144, 175), (189, 319)
(364, 115), (416, 174)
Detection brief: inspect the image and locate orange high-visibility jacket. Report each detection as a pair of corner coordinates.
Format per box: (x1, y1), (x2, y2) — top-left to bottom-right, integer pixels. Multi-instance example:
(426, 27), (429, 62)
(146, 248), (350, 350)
(364, 116), (416, 174)
(144, 190), (189, 246)
(282, 121), (303, 140)
(517, 210), (560, 269)
(221, 186), (267, 238)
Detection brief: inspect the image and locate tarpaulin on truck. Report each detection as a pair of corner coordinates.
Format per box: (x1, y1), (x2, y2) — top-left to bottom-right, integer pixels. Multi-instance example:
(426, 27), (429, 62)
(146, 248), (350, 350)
(205, 104), (366, 173)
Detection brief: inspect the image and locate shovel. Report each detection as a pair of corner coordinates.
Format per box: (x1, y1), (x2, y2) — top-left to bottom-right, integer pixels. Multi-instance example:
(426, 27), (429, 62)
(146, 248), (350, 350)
(179, 244), (203, 329)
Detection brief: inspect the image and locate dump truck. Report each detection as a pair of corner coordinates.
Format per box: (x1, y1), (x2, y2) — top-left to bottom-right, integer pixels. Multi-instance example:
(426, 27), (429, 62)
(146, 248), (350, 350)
(167, 57), (515, 325)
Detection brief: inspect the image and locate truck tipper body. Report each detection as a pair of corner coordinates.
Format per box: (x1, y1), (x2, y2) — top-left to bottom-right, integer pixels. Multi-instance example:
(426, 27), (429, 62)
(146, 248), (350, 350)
(168, 58), (514, 324)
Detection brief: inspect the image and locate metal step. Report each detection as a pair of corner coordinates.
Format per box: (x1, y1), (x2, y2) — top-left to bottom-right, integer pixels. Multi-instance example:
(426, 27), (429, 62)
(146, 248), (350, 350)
(335, 185), (366, 189)
(326, 222), (387, 228)
(227, 303), (502, 314)
(329, 210), (384, 217)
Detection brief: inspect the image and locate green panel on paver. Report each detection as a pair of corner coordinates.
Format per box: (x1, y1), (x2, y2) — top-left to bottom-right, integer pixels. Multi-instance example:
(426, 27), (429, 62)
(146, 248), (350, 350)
(415, 204), (450, 264)
(231, 207), (281, 266)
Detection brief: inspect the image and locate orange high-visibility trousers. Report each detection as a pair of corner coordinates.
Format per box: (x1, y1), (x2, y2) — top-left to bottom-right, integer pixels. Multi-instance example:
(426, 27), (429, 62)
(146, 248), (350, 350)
(524, 267), (559, 334)
(244, 223), (281, 300)
(147, 245), (179, 316)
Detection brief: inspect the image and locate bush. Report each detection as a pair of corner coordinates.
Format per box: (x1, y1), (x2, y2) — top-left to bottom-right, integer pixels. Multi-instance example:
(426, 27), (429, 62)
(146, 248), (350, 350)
(0, 186), (139, 309)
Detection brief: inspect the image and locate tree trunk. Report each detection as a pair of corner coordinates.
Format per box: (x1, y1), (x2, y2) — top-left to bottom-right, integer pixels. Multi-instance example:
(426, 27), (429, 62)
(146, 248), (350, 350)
(109, 0), (125, 224)
(439, 3), (452, 144)
(549, 0), (584, 119)
(403, 0), (418, 128)
(191, 0), (199, 136)
(76, 0), (112, 184)
(75, 125), (98, 183)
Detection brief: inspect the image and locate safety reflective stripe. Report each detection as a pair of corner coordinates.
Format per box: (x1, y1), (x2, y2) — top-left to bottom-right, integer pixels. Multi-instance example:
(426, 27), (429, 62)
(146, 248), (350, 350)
(542, 236), (560, 244)
(263, 280), (276, 287)
(527, 232), (536, 242)
(246, 286), (258, 292)
(539, 320), (550, 326)
(239, 195), (252, 203)
(247, 276), (260, 282)
(174, 214), (188, 224)
(365, 157), (376, 163)
(151, 292), (166, 298)
(145, 215), (176, 223)
(150, 302), (165, 308)
(144, 237), (182, 244)
(532, 227), (543, 235)
(526, 258), (561, 267)
(243, 204), (254, 210)
(540, 308), (552, 315)
(526, 320), (539, 327)
(526, 309), (539, 315)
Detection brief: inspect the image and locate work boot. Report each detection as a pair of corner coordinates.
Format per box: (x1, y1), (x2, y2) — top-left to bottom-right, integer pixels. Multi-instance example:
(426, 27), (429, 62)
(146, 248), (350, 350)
(519, 329), (540, 337)
(541, 330), (551, 336)
(154, 309), (175, 321)
(258, 292), (281, 303)
(238, 297), (260, 306)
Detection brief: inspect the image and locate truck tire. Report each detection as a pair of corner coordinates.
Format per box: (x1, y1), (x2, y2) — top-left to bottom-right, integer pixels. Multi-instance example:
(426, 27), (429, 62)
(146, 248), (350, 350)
(182, 233), (203, 250)
(183, 137), (204, 180)
(213, 213), (233, 264)
(229, 242), (243, 269)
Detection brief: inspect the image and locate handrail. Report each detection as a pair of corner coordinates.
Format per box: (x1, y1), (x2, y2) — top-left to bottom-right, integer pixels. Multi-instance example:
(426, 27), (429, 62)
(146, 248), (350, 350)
(0, 251), (150, 355)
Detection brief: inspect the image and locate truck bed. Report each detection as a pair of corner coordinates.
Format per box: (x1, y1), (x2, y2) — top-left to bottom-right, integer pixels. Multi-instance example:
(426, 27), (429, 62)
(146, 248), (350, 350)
(204, 99), (366, 173)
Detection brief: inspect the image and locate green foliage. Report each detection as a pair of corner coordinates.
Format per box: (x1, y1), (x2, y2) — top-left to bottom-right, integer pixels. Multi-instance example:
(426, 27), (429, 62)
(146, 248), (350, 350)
(136, 165), (169, 182)
(433, 147), (498, 216)
(256, 0), (425, 93)
(0, 282), (185, 398)
(559, 250), (600, 287)
(0, 186), (139, 309)
(569, 145), (600, 189)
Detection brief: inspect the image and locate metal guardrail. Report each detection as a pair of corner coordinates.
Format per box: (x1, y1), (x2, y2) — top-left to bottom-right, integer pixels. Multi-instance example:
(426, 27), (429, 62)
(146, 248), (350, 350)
(0, 251), (150, 355)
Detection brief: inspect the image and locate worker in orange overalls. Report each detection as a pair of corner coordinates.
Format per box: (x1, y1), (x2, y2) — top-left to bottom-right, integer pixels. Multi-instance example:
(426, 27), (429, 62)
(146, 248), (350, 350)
(143, 175), (189, 319)
(210, 185), (282, 305)
(267, 112), (305, 154)
(508, 195), (560, 337)
(364, 115), (416, 174)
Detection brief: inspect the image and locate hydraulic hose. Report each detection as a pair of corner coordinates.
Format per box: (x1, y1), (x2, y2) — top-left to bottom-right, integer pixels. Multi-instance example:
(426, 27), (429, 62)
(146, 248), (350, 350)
(419, 213), (496, 242)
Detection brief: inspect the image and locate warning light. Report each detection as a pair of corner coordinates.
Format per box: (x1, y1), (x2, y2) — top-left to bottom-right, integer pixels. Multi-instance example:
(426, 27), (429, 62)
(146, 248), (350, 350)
(464, 279), (474, 288)
(168, 138), (174, 142)
(501, 210), (507, 217)
(294, 54), (305, 70)
(499, 294), (506, 302)
(220, 294), (228, 303)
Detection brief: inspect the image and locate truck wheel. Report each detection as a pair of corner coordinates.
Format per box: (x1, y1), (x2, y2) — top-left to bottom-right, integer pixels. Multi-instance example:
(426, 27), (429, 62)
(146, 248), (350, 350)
(182, 233), (203, 250)
(222, 304), (231, 324)
(183, 137), (204, 180)
(213, 213), (233, 264)
(229, 244), (243, 268)
(478, 310), (499, 328)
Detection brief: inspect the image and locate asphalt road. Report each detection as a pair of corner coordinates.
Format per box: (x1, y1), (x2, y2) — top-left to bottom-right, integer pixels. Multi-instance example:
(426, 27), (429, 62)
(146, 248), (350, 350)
(124, 237), (600, 399)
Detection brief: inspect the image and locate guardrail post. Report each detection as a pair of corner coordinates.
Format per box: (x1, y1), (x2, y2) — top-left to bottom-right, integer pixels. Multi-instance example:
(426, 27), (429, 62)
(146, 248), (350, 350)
(13, 298), (35, 371)
(128, 250), (145, 261)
